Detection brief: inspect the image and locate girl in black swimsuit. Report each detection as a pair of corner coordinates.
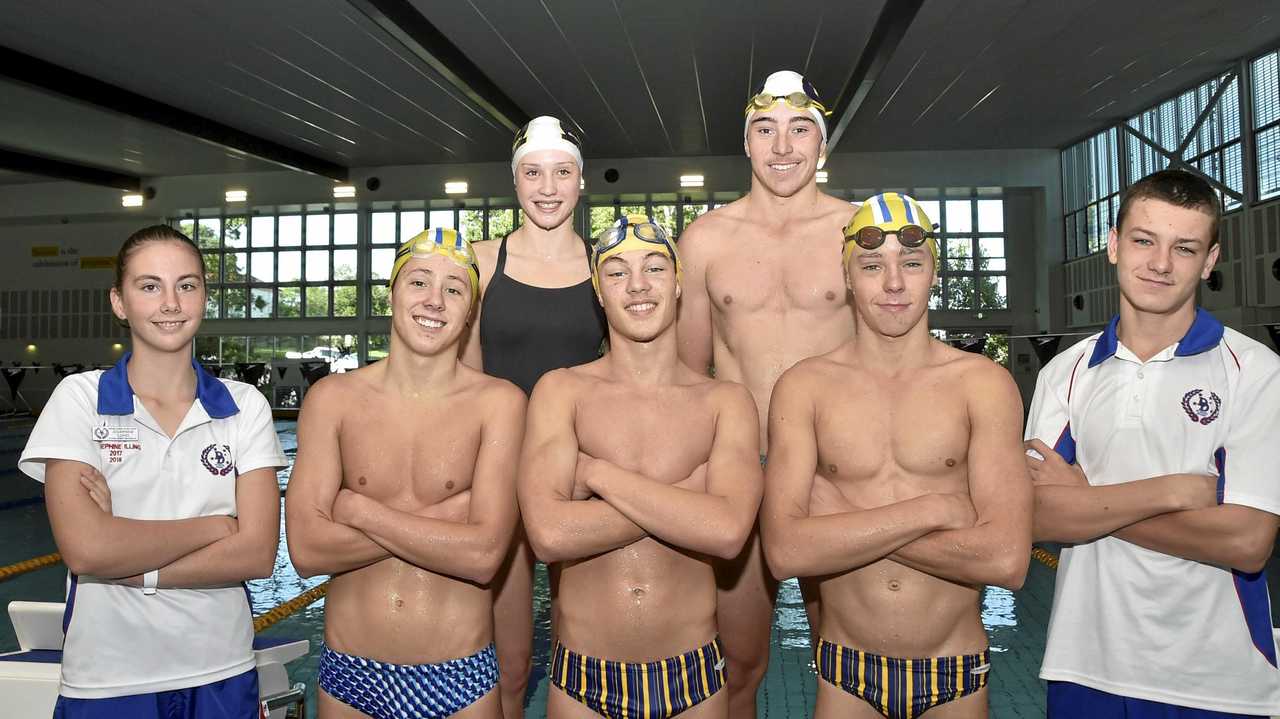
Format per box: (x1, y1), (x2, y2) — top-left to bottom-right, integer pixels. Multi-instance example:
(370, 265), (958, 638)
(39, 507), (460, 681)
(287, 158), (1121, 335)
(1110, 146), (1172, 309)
(460, 116), (605, 719)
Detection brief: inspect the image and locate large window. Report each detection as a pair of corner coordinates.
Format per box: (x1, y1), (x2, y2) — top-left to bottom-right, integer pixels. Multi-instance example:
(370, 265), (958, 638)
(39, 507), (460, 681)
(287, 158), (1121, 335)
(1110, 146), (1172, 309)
(911, 192), (1008, 311)
(1061, 128), (1120, 260)
(1252, 49), (1280, 200)
(1128, 72), (1242, 211)
(367, 207), (516, 317)
(180, 210), (357, 319)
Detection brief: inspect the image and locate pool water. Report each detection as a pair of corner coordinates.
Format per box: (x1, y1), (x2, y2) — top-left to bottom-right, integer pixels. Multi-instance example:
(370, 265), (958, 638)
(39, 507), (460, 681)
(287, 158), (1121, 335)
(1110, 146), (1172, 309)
(0, 420), (1086, 718)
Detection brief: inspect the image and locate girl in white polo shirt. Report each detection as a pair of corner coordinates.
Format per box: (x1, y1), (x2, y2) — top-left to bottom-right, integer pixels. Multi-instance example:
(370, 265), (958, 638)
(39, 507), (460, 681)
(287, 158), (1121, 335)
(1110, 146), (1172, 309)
(19, 225), (287, 719)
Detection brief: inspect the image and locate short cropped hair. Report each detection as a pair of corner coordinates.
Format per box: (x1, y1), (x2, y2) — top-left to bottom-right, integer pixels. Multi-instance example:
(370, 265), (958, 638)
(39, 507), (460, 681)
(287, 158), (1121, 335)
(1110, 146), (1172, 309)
(1115, 169), (1221, 247)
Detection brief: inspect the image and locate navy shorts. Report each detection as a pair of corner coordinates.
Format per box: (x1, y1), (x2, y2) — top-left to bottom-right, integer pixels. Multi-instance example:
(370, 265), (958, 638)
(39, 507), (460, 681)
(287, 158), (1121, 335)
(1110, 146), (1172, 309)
(1047, 681), (1265, 719)
(53, 667), (259, 719)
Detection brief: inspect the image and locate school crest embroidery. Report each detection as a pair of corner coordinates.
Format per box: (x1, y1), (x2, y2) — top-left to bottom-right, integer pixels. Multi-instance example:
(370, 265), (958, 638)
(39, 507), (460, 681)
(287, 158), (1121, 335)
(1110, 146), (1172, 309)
(200, 444), (235, 476)
(1181, 389), (1221, 425)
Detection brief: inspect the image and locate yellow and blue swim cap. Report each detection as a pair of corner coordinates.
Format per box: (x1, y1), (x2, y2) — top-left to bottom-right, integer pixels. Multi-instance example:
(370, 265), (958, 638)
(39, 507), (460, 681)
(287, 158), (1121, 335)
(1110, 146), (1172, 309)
(591, 214), (681, 294)
(843, 192), (939, 267)
(389, 227), (480, 303)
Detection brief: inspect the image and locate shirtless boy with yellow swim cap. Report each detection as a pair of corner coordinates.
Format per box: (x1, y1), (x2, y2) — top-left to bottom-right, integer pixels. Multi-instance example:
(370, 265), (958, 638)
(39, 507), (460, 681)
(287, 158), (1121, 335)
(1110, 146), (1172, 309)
(762, 194), (1031, 719)
(286, 228), (526, 719)
(520, 215), (762, 719)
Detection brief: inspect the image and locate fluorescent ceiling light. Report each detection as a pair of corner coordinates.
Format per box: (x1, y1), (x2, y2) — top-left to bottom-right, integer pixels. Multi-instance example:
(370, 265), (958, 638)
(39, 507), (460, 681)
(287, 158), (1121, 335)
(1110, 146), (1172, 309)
(679, 174), (704, 188)
(121, 193), (144, 207)
(225, 189), (248, 203)
(333, 185), (356, 198)
(816, 170), (829, 184)
(445, 181), (468, 195)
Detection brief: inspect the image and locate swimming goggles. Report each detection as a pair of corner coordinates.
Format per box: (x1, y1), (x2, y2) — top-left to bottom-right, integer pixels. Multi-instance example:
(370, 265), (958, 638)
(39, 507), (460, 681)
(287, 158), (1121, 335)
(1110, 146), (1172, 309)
(844, 224), (934, 251)
(592, 215), (675, 262)
(744, 91), (832, 116)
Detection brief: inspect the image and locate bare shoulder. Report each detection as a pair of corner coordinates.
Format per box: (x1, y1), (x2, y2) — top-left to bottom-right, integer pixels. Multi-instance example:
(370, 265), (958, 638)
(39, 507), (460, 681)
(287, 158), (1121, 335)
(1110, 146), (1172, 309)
(300, 369), (361, 411)
(459, 364), (525, 411)
(941, 349), (1021, 410)
(473, 239), (500, 285)
(528, 365), (589, 408)
(818, 192), (858, 222)
(707, 379), (757, 417)
(680, 201), (747, 256)
(773, 354), (836, 401)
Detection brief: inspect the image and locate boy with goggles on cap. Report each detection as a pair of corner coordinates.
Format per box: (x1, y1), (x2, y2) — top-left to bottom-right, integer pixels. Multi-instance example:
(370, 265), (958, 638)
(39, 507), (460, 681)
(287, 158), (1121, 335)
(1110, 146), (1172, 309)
(761, 193), (1031, 719)
(676, 68), (859, 717)
(520, 215), (762, 719)
(286, 228), (526, 719)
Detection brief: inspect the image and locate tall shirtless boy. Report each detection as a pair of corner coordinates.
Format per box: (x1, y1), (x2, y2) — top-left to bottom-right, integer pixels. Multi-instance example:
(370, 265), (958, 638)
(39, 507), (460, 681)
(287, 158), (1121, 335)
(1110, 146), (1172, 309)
(521, 215), (762, 719)
(286, 228), (526, 719)
(676, 69), (858, 715)
(762, 194), (1031, 718)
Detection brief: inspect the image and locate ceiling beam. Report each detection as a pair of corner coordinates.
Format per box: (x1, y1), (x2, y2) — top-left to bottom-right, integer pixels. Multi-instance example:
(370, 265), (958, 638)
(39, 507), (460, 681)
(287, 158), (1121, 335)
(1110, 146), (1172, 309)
(824, 0), (926, 154)
(0, 45), (348, 181)
(0, 147), (141, 191)
(345, 0), (529, 133)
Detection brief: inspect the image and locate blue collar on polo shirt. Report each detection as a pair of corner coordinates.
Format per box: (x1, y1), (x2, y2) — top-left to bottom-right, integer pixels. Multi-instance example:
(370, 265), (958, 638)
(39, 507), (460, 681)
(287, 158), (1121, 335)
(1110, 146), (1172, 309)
(97, 352), (239, 418)
(1088, 307), (1225, 368)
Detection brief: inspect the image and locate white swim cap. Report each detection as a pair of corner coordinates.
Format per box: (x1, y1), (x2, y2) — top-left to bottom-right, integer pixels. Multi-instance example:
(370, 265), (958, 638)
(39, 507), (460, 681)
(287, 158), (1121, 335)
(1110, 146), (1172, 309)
(744, 70), (830, 144)
(511, 116), (584, 175)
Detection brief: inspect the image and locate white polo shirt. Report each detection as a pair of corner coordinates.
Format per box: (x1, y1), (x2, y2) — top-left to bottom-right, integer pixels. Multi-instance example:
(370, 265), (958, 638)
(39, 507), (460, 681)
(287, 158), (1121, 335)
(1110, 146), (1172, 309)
(1026, 308), (1280, 714)
(18, 354), (286, 699)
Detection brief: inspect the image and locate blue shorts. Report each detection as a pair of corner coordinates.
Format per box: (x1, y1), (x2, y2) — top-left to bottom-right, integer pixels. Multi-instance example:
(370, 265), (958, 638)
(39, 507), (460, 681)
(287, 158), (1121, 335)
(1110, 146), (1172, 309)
(1047, 681), (1266, 719)
(53, 667), (259, 719)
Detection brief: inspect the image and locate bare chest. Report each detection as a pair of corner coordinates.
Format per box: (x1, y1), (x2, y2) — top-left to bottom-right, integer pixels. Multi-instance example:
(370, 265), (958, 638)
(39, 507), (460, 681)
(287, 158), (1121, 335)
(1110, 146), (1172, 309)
(575, 388), (716, 483)
(814, 378), (970, 489)
(706, 236), (848, 317)
(338, 403), (482, 509)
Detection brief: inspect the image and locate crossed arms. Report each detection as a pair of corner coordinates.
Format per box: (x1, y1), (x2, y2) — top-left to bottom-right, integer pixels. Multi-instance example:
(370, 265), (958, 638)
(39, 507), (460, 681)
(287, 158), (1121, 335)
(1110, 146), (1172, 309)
(518, 370), (762, 564)
(284, 378), (526, 585)
(761, 363), (1032, 590)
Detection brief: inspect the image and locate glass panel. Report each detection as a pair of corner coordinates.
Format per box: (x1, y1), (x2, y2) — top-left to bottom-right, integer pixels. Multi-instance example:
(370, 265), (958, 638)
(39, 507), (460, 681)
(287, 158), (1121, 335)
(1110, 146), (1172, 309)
(277, 335), (301, 359)
(946, 237), (971, 260)
(305, 250), (330, 282)
(278, 215), (302, 247)
(204, 292), (220, 319)
(306, 214), (330, 246)
(278, 251), (302, 283)
(194, 335), (220, 363)
(1257, 124), (1280, 200)
(487, 209), (515, 239)
(429, 210), (456, 229)
(944, 275), (974, 309)
(619, 204), (647, 217)
(248, 336), (274, 362)
(198, 218), (222, 249)
(984, 258), (1007, 271)
(946, 257), (974, 272)
(944, 201), (972, 233)
(370, 248), (395, 281)
(651, 205), (677, 238)
(179, 218), (196, 243)
(400, 211), (426, 241)
(224, 217), (247, 249)
(371, 211), (397, 244)
(333, 285), (357, 317)
(590, 207), (616, 237)
(250, 288), (273, 318)
(225, 288), (247, 318)
(334, 213), (357, 245)
(978, 237), (1004, 259)
(460, 210), (485, 242)
(367, 334), (390, 362)
(917, 200), (941, 225)
(250, 251), (274, 283)
(250, 216), (274, 248)
(202, 252), (220, 283)
(976, 200), (1003, 232)
(369, 284), (391, 316)
(277, 287), (301, 318)
(305, 286), (330, 317)
(333, 250), (357, 281)
(979, 276), (1008, 309)
(220, 337), (249, 365)
(928, 284), (942, 310)
(226, 252), (248, 282)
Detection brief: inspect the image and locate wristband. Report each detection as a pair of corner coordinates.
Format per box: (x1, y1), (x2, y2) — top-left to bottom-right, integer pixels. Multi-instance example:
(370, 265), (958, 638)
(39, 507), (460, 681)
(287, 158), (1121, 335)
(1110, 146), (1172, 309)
(142, 569), (158, 595)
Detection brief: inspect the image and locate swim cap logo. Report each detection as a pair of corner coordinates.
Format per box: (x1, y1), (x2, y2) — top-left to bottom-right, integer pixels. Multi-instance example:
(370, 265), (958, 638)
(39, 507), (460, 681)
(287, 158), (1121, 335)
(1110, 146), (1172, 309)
(200, 444), (235, 476)
(1181, 389), (1221, 425)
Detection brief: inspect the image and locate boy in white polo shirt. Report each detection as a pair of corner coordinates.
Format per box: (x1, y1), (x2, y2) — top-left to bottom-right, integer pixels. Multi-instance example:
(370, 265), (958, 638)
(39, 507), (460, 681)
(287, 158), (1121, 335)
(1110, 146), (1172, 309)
(1026, 170), (1280, 717)
(19, 225), (286, 718)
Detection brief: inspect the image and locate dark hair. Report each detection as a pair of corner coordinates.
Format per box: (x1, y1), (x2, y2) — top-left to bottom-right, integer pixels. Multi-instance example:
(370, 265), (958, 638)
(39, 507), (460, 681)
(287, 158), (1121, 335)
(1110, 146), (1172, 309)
(1115, 169), (1221, 246)
(114, 224), (203, 289)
